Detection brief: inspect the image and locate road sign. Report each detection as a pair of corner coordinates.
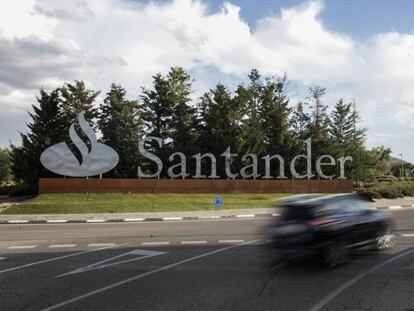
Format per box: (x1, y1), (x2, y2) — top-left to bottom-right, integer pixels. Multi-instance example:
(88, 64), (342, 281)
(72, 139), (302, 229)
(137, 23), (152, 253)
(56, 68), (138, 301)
(213, 196), (224, 208)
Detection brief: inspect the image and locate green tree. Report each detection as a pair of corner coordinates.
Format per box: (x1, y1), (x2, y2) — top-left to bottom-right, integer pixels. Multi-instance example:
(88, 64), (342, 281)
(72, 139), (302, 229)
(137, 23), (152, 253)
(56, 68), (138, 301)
(198, 84), (243, 177)
(10, 89), (66, 188)
(60, 80), (100, 125)
(290, 102), (310, 142)
(0, 148), (12, 185)
(140, 67), (196, 177)
(98, 84), (144, 178)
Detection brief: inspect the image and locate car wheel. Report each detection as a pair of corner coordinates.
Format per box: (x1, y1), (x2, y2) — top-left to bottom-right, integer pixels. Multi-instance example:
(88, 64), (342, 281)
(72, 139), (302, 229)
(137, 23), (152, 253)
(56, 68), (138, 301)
(374, 229), (394, 251)
(321, 242), (350, 268)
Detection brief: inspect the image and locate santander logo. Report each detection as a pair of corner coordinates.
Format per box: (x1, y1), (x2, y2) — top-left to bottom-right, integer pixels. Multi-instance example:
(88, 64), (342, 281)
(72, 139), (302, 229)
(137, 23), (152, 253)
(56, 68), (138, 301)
(40, 111), (119, 177)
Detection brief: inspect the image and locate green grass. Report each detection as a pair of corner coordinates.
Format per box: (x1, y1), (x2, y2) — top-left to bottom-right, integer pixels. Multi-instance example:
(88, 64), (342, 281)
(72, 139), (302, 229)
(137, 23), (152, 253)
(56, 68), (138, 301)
(1, 193), (291, 214)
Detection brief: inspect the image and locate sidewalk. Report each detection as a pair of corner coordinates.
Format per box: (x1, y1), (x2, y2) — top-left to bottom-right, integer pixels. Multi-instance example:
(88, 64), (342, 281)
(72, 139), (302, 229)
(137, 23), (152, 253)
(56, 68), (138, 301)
(0, 197), (414, 224)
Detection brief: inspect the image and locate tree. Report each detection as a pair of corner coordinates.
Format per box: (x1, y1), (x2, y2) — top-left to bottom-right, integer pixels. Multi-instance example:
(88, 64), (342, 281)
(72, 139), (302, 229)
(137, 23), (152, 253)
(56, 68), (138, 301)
(60, 80), (100, 125)
(198, 84), (243, 177)
(236, 69), (266, 156)
(0, 148), (12, 185)
(98, 84), (144, 178)
(290, 102), (310, 142)
(140, 67), (196, 177)
(329, 99), (367, 180)
(10, 89), (66, 187)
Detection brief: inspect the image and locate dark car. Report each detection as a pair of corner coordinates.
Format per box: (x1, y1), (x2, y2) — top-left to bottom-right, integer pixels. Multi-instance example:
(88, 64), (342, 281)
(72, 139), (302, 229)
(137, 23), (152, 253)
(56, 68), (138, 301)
(265, 194), (394, 268)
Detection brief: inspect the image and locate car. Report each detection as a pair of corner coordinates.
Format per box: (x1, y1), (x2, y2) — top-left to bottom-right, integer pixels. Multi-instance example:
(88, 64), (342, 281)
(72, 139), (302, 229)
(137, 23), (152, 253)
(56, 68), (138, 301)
(265, 194), (394, 268)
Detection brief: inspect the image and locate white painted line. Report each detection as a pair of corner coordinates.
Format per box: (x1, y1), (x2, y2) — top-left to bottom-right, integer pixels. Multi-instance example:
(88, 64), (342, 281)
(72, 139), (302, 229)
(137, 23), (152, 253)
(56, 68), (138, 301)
(86, 219), (106, 223)
(58, 249), (167, 277)
(40, 240), (260, 311)
(7, 245), (37, 249)
(272, 213), (280, 217)
(142, 241), (170, 246)
(46, 220), (67, 223)
(7, 220), (29, 224)
(389, 205), (402, 210)
(401, 233), (414, 237)
(411, 204), (414, 207)
(0, 257), (6, 260)
(0, 243), (128, 275)
(88, 243), (115, 247)
(218, 240), (244, 243)
(49, 244), (77, 248)
(236, 214), (255, 218)
(308, 247), (414, 311)
(181, 241), (207, 245)
(198, 216), (221, 219)
(123, 218), (144, 222)
(162, 217), (183, 221)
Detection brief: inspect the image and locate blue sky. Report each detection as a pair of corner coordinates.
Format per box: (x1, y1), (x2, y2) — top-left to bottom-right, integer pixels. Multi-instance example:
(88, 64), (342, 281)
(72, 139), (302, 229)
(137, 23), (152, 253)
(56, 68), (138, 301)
(1, 0), (414, 161)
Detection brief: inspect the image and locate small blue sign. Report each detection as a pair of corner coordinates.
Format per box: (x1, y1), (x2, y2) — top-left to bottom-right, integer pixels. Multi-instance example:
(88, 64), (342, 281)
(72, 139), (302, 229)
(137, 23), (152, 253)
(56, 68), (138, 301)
(213, 196), (224, 208)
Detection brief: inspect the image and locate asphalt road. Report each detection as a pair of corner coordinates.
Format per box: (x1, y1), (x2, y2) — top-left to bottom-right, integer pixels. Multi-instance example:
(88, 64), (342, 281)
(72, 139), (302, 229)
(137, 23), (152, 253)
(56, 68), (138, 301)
(1, 211), (414, 311)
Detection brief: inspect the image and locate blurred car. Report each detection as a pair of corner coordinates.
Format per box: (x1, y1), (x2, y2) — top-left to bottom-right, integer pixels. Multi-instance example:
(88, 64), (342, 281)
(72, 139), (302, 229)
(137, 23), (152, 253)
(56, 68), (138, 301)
(265, 194), (394, 268)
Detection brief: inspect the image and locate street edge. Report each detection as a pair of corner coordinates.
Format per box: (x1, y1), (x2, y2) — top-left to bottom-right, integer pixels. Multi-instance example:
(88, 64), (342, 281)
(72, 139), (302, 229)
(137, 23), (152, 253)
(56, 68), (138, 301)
(1, 204), (413, 224)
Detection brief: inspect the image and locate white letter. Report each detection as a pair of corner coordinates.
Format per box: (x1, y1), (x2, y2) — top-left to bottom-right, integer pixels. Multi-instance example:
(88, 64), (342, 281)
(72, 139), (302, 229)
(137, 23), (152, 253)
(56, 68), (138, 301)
(316, 155), (336, 179)
(337, 156), (353, 179)
(168, 152), (188, 179)
(221, 147), (238, 179)
(137, 136), (163, 178)
(192, 153), (219, 178)
(262, 154), (286, 179)
(290, 138), (315, 179)
(240, 154), (260, 179)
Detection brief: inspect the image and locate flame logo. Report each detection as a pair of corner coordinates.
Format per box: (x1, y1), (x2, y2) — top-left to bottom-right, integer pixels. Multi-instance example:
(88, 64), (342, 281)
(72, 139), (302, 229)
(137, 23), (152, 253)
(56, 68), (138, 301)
(40, 111), (119, 177)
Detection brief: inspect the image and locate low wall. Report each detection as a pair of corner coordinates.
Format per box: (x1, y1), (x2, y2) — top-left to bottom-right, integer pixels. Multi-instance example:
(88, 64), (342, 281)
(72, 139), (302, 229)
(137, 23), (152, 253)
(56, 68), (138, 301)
(39, 178), (353, 194)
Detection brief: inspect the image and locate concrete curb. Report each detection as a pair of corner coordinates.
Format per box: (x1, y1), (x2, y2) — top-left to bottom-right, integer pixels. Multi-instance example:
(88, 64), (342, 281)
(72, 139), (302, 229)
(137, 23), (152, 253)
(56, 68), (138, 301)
(0, 213), (278, 225)
(1, 204), (413, 225)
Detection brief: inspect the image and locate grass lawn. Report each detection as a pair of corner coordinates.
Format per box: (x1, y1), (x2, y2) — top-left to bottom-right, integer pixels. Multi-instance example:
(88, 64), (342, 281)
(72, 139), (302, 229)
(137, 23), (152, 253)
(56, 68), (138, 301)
(1, 193), (292, 214)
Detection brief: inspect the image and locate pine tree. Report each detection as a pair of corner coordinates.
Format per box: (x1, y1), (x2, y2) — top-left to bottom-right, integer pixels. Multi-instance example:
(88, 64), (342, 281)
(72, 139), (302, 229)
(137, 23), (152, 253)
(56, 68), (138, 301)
(10, 89), (66, 188)
(291, 102), (311, 141)
(98, 84), (144, 178)
(198, 84), (243, 177)
(60, 80), (100, 125)
(140, 67), (196, 177)
(0, 148), (11, 185)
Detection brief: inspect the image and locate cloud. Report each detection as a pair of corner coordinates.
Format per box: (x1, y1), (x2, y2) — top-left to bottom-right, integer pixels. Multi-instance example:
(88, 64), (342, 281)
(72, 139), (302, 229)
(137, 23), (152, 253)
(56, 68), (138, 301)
(0, 0), (414, 159)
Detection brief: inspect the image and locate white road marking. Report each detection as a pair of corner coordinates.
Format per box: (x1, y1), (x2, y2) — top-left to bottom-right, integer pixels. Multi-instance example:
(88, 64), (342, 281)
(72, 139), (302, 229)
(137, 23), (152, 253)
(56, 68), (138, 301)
(389, 205), (402, 210)
(7, 245), (37, 249)
(7, 220), (29, 224)
(162, 217), (183, 221)
(123, 218), (144, 222)
(218, 240), (244, 243)
(0, 257), (6, 260)
(181, 241), (207, 245)
(41, 240), (259, 311)
(236, 214), (255, 218)
(58, 249), (167, 277)
(46, 220), (67, 223)
(86, 219), (106, 223)
(308, 247), (414, 311)
(272, 213), (280, 217)
(0, 243), (128, 275)
(88, 243), (115, 247)
(49, 244), (77, 248)
(141, 241), (170, 246)
(401, 233), (414, 237)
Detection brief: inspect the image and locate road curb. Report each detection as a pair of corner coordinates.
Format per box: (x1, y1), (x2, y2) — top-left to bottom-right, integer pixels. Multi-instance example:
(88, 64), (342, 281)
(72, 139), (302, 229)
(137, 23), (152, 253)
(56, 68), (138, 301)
(0, 213), (278, 225)
(1, 204), (413, 225)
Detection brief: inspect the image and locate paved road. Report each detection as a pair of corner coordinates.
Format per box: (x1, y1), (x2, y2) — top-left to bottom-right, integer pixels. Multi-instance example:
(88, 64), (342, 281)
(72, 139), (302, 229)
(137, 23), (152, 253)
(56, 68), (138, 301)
(1, 211), (414, 311)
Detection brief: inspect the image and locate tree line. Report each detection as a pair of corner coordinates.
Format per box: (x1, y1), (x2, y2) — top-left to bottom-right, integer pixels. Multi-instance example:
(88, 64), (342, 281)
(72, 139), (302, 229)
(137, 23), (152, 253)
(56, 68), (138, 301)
(2, 67), (393, 191)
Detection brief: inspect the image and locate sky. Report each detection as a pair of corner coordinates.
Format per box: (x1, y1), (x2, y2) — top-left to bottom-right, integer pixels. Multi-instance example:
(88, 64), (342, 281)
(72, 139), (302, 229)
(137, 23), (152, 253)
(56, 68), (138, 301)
(1, 0), (414, 161)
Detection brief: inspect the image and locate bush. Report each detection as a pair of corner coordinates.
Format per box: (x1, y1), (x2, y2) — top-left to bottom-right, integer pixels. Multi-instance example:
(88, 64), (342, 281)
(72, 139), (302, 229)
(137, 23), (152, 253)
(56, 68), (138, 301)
(9, 184), (38, 197)
(0, 185), (16, 196)
(356, 180), (414, 199)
